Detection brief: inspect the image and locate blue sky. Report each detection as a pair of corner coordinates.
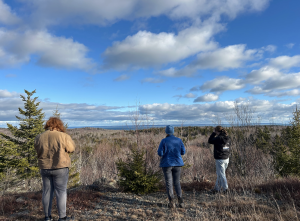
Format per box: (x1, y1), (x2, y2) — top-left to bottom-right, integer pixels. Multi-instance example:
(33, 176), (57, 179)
(0, 0), (300, 127)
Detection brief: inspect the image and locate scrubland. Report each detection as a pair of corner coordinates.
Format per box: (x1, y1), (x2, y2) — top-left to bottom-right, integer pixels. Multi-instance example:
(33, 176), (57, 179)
(1, 124), (300, 220)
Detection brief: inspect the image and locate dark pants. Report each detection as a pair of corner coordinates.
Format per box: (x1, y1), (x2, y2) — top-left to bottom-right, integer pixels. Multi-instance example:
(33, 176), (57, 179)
(162, 166), (182, 200)
(41, 168), (69, 218)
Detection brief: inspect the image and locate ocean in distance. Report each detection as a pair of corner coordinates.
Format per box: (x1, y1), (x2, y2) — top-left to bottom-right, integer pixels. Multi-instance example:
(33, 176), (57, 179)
(69, 123), (285, 131)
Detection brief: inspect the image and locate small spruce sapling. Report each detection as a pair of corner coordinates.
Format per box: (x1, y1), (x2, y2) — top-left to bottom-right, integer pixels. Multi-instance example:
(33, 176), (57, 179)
(116, 146), (161, 194)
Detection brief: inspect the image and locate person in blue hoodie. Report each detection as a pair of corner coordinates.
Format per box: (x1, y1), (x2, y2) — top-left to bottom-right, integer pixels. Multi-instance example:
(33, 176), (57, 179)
(158, 125), (186, 208)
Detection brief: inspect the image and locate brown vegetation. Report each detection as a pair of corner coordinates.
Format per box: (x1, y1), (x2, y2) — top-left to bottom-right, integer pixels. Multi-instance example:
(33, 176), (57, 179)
(1, 122), (300, 220)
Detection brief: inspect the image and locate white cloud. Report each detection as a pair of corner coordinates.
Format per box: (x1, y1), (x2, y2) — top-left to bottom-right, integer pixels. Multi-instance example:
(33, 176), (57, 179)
(0, 0), (271, 72)
(246, 86), (270, 95)
(102, 25), (220, 69)
(243, 55), (300, 96)
(26, 0), (270, 27)
(184, 93), (197, 98)
(245, 66), (281, 84)
(246, 72), (300, 95)
(158, 67), (196, 78)
(114, 74), (130, 82)
(139, 99), (295, 123)
(0, 89), (20, 98)
(190, 85), (201, 92)
(168, 0), (270, 21)
(269, 55), (300, 69)
(189, 44), (258, 70)
(141, 78), (165, 83)
(261, 45), (276, 52)
(0, 0), (20, 25)
(200, 76), (245, 92)
(259, 72), (300, 91)
(173, 93), (197, 100)
(268, 89), (300, 97)
(286, 43), (295, 49)
(0, 29), (96, 71)
(194, 93), (219, 102)
(158, 44), (265, 77)
(188, 54), (300, 96)
(0, 95), (126, 122)
(139, 103), (216, 121)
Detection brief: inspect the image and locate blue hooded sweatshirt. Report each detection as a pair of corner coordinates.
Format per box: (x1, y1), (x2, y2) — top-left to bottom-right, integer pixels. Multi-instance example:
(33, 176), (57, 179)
(157, 135), (186, 167)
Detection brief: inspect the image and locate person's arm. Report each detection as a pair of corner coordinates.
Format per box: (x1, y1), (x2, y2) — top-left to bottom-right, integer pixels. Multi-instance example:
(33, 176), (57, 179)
(208, 132), (221, 144)
(180, 139), (186, 155)
(65, 135), (75, 153)
(157, 140), (164, 157)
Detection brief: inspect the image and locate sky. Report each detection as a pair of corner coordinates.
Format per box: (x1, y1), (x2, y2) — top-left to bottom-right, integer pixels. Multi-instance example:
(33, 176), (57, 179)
(0, 0), (300, 127)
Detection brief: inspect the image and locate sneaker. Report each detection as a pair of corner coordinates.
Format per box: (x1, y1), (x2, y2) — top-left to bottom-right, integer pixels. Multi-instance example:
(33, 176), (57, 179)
(44, 216), (53, 221)
(58, 216), (74, 221)
(207, 189), (220, 194)
(178, 197), (184, 208)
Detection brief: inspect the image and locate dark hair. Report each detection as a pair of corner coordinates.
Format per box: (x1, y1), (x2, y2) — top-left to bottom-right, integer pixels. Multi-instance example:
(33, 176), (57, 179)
(215, 126), (228, 136)
(44, 117), (66, 133)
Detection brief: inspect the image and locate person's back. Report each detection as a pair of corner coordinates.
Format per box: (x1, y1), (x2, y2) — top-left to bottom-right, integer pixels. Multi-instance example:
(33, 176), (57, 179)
(35, 117), (75, 221)
(158, 135), (185, 167)
(207, 126), (230, 194)
(35, 130), (75, 169)
(208, 132), (230, 160)
(157, 125), (186, 208)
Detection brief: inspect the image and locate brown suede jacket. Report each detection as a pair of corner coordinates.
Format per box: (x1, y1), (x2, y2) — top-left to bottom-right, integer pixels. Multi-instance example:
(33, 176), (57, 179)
(34, 130), (75, 169)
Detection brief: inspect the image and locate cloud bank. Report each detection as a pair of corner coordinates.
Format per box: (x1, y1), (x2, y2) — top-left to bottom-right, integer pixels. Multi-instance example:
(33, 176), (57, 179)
(0, 89), (297, 126)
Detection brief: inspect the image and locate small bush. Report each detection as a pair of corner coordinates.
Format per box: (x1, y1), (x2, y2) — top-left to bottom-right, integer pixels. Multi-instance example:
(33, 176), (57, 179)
(116, 146), (161, 194)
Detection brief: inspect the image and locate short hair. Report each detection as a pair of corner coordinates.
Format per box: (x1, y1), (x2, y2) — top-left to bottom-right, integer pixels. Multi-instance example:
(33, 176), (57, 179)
(44, 117), (66, 133)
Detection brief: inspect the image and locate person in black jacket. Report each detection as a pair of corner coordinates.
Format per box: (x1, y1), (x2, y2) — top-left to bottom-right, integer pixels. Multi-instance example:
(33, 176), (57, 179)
(208, 126), (231, 194)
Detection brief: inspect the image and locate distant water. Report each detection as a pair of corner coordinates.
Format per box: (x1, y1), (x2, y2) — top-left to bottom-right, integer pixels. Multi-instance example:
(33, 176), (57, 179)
(69, 125), (168, 130)
(69, 123), (285, 130)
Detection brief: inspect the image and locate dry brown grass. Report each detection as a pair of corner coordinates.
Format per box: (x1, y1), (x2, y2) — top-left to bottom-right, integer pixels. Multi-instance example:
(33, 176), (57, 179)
(0, 189), (103, 220)
(1, 126), (300, 220)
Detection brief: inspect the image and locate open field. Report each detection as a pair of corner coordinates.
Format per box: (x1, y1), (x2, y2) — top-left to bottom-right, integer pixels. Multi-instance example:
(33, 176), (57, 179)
(1, 126), (300, 220)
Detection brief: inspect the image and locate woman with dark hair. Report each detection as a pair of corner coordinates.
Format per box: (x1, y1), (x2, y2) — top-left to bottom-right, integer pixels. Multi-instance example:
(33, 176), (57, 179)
(158, 125), (186, 208)
(35, 117), (75, 221)
(208, 126), (231, 194)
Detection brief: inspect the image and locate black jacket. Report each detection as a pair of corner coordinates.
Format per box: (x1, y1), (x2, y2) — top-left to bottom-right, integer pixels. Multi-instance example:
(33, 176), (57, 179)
(208, 132), (230, 159)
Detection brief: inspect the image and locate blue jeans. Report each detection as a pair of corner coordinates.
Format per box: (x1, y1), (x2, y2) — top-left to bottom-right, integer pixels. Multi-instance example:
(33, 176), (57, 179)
(162, 167), (182, 200)
(41, 168), (69, 218)
(214, 159), (229, 191)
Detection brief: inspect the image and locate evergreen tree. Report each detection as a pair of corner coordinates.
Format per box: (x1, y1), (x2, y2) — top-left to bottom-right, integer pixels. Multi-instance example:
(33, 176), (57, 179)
(255, 126), (271, 153)
(272, 106), (300, 176)
(52, 105), (69, 129)
(288, 106), (300, 175)
(116, 146), (161, 194)
(271, 134), (290, 176)
(0, 138), (20, 180)
(0, 90), (45, 179)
